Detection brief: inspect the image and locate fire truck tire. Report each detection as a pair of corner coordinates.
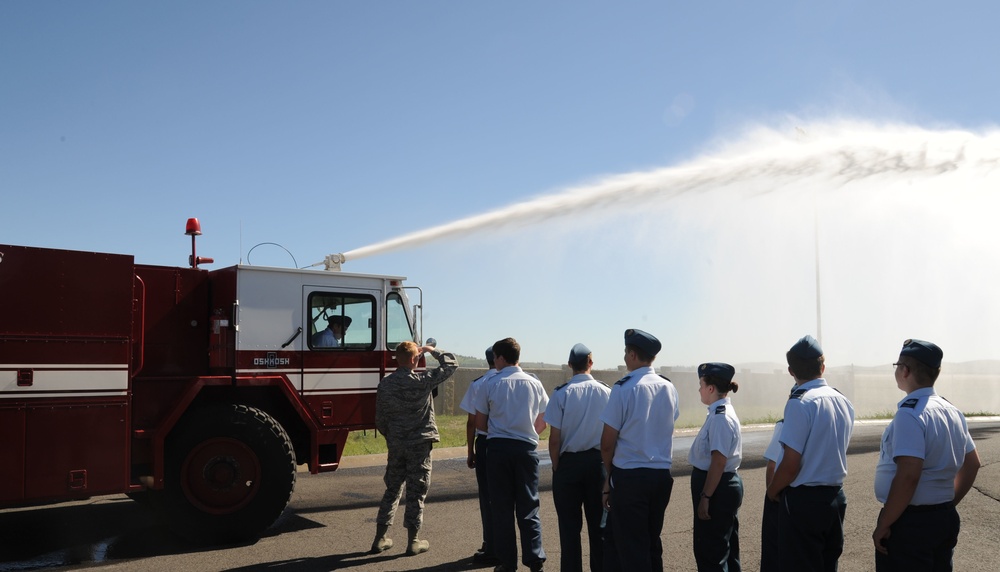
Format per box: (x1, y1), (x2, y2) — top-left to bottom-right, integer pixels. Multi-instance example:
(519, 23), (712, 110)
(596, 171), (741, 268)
(163, 403), (297, 544)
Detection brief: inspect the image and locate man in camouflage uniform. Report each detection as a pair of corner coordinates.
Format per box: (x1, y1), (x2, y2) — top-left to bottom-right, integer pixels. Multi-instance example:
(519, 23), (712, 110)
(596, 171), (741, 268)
(370, 341), (458, 556)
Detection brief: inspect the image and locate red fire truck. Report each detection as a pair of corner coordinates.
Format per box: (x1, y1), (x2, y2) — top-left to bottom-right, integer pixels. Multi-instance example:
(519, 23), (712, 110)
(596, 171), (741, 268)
(0, 220), (423, 543)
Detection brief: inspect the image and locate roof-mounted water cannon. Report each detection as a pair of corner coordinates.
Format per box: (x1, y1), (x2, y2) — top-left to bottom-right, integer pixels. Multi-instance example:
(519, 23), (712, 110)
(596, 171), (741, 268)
(323, 252), (347, 272)
(185, 218), (214, 268)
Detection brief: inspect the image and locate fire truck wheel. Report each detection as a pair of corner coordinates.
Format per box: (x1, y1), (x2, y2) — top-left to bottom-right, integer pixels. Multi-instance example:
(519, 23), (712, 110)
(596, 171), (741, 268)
(163, 403), (296, 544)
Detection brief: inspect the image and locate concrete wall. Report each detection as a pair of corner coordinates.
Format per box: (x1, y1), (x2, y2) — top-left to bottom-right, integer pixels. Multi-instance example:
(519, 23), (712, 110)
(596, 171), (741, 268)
(434, 365), (999, 428)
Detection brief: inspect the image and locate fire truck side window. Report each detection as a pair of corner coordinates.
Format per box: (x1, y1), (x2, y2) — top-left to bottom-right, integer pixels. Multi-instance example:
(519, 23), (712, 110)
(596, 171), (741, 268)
(386, 293), (415, 350)
(308, 293), (376, 350)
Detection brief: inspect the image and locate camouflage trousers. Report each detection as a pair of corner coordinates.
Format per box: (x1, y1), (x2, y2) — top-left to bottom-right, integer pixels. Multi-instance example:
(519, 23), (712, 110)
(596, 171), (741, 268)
(376, 441), (433, 530)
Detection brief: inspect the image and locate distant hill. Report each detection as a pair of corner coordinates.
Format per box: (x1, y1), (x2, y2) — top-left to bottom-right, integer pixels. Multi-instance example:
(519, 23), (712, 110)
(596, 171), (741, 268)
(454, 354), (559, 370)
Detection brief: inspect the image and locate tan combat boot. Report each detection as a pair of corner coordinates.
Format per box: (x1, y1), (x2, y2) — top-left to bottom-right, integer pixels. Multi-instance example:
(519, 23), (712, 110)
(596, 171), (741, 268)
(405, 526), (429, 555)
(370, 524), (393, 554)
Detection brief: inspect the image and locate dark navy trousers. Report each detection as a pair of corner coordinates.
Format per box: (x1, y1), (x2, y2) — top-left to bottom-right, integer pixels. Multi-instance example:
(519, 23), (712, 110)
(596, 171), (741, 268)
(603, 466), (673, 572)
(776, 485), (846, 572)
(552, 449), (604, 572)
(760, 497), (781, 572)
(474, 434), (494, 555)
(690, 468), (743, 572)
(875, 503), (959, 572)
(486, 438), (546, 570)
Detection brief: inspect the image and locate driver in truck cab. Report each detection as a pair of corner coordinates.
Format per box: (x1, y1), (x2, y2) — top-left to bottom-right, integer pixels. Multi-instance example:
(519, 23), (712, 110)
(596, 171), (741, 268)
(313, 315), (352, 348)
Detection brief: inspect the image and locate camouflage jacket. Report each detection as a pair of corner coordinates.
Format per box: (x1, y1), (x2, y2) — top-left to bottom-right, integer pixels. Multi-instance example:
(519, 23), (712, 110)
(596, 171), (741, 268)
(375, 349), (458, 446)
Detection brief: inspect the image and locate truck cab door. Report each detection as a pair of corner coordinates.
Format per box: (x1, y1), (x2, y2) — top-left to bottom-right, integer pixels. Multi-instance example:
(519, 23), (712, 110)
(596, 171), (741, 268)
(301, 287), (382, 427)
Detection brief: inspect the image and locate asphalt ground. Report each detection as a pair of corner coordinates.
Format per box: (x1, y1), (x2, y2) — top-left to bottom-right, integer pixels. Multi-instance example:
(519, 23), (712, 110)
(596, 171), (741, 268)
(1, 419), (998, 571)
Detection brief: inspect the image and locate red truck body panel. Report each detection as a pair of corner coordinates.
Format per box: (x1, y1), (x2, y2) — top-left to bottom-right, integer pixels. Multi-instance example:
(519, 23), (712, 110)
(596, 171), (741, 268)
(0, 242), (416, 515)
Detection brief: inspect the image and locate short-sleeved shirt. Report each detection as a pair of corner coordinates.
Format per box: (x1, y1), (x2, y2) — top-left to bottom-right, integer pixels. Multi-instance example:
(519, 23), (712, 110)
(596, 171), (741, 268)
(600, 366), (680, 470)
(874, 387), (977, 505)
(763, 420), (784, 465)
(460, 369), (499, 437)
(544, 373), (611, 455)
(312, 328), (340, 347)
(475, 365), (549, 445)
(779, 378), (855, 487)
(689, 396), (742, 473)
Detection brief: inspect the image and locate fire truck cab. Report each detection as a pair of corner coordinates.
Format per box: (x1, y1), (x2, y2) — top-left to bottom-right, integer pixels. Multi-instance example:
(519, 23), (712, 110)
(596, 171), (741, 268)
(0, 236), (421, 543)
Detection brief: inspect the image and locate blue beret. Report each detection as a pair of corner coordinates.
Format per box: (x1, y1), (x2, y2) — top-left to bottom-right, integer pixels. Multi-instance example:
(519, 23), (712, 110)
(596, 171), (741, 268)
(568, 343), (591, 364)
(789, 335), (823, 359)
(900, 339), (942, 368)
(624, 328), (661, 357)
(698, 362), (735, 383)
(485, 346), (495, 364)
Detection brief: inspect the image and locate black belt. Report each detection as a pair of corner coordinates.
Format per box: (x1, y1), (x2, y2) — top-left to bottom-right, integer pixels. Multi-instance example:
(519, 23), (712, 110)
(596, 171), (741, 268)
(691, 468), (737, 478)
(560, 448), (600, 457)
(905, 502), (952, 513)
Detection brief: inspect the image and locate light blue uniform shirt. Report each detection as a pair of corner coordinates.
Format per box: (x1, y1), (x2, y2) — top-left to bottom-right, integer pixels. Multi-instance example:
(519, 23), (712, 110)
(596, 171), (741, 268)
(600, 366), (680, 470)
(779, 378), (855, 487)
(312, 328), (340, 347)
(460, 369), (498, 437)
(763, 420), (784, 465)
(475, 365), (549, 445)
(544, 373), (611, 455)
(689, 397), (742, 473)
(874, 387), (977, 505)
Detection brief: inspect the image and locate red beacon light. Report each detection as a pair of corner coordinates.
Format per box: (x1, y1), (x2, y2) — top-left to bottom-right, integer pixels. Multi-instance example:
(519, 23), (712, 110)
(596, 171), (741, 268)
(185, 217), (214, 268)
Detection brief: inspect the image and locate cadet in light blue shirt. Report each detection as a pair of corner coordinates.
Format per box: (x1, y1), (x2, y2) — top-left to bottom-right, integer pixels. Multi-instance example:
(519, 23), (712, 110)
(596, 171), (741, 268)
(475, 338), (548, 572)
(760, 419), (783, 572)
(765, 335), (854, 572)
(545, 343), (610, 572)
(458, 347), (500, 565)
(688, 362), (743, 572)
(872, 339), (980, 572)
(600, 328), (679, 572)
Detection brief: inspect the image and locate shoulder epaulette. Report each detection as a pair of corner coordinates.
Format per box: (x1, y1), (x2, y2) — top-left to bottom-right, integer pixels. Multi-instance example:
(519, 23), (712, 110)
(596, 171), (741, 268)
(615, 374), (633, 386)
(714, 405), (726, 414)
(900, 398), (919, 409)
(554, 383), (567, 391)
(658, 374), (672, 382)
(472, 374), (485, 383)
(788, 387), (811, 400)
(598, 380), (610, 388)
(832, 387), (844, 395)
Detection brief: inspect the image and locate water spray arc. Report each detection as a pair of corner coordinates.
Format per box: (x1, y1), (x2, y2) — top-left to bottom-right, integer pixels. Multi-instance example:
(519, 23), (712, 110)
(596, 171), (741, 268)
(314, 121), (999, 273)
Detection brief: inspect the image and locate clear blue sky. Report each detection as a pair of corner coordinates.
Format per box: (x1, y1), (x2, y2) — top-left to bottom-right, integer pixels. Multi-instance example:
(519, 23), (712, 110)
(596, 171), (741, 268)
(3, 2), (999, 368)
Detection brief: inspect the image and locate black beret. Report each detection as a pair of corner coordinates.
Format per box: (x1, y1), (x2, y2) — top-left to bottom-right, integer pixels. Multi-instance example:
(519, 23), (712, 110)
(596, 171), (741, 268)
(624, 328), (661, 357)
(789, 335), (822, 359)
(328, 315), (352, 328)
(900, 339), (943, 368)
(568, 343), (591, 364)
(698, 362), (735, 383)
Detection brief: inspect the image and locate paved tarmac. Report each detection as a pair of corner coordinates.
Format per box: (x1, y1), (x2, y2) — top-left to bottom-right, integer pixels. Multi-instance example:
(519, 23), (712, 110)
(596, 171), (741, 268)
(1, 420), (997, 571)
(331, 420), (1000, 572)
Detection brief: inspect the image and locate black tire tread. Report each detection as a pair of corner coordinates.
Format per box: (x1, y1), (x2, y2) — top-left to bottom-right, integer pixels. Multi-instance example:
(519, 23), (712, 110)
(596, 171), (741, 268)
(162, 403), (296, 544)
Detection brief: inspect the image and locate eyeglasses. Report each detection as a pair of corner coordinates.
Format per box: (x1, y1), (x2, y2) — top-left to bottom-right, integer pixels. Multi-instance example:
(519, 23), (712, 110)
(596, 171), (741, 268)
(892, 362), (908, 370)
